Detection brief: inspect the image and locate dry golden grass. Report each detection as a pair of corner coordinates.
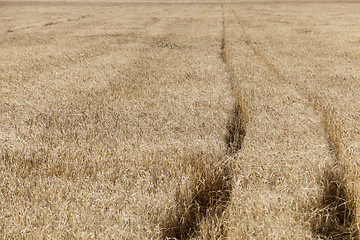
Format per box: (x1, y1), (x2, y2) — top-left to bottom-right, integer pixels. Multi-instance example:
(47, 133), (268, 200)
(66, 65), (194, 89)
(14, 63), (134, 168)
(1, 1), (360, 239)
(0, 4), (234, 238)
(221, 3), (360, 239)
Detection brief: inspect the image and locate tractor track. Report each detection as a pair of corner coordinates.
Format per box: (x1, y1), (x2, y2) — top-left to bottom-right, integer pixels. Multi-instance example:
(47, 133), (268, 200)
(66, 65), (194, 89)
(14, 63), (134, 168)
(230, 7), (357, 238)
(161, 6), (246, 239)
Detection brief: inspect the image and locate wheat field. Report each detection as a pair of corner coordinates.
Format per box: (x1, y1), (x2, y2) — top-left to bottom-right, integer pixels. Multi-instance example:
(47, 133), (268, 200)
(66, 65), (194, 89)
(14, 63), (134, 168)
(1, 1), (360, 239)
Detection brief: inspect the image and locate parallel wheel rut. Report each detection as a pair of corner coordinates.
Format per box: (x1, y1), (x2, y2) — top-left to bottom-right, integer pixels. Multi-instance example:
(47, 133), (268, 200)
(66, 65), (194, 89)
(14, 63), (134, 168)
(230, 7), (357, 238)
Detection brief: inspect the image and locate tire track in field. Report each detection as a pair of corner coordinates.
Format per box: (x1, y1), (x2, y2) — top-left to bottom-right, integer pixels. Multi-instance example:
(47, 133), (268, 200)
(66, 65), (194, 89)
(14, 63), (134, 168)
(230, 8), (358, 238)
(161, 6), (245, 239)
(222, 5), (248, 155)
(6, 14), (91, 33)
(1, 16), (160, 73)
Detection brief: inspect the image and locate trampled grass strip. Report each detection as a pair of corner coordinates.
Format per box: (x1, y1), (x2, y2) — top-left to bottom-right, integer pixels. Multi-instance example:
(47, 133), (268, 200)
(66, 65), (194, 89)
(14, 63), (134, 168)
(230, 8), (358, 238)
(161, 6), (247, 239)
